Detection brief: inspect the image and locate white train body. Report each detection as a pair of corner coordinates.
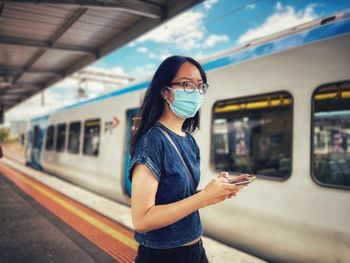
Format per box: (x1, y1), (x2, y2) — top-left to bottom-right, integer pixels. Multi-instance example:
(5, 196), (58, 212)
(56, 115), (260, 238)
(39, 91), (143, 200)
(26, 12), (350, 262)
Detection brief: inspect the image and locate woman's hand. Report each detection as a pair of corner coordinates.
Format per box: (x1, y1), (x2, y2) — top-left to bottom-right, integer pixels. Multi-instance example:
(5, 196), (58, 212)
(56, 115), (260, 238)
(217, 171), (230, 182)
(200, 172), (248, 207)
(217, 172), (250, 198)
(218, 172), (250, 182)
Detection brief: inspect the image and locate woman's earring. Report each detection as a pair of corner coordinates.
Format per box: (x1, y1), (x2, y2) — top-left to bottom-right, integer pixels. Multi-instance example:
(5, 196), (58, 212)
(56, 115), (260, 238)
(161, 89), (168, 100)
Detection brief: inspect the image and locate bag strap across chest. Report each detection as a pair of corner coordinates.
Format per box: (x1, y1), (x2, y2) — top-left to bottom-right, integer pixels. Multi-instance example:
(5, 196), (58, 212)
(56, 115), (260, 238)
(156, 125), (196, 193)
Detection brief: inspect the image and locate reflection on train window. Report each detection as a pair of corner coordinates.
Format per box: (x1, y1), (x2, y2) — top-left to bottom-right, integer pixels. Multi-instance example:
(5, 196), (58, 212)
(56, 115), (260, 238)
(68, 121), (81, 154)
(33, 125), (39, 148)
(131, 115), (141, 135)
(83, 119), (100, 157)
(56, 123), (66, 152)
(312, 82), (350, 189)
(45, 125), (55, 151)
(212, 92), (293, 178)
(27, 131), (32, 148)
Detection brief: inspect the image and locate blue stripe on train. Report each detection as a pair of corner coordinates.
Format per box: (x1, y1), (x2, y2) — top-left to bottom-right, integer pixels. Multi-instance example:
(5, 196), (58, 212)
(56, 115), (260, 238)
(33, 17), (350, 116)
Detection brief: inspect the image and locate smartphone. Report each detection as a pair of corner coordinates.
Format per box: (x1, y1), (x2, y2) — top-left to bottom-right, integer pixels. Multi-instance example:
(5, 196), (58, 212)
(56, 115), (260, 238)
(229, 175), (256, 185)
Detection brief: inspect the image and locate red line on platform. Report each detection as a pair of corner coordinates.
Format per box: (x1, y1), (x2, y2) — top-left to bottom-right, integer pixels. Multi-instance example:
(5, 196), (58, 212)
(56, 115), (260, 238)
(0, 162), (137, 263)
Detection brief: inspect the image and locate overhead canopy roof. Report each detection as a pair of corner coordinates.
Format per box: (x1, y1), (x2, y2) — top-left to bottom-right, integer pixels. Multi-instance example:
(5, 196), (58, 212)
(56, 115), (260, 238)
(0, 0), (202, 113)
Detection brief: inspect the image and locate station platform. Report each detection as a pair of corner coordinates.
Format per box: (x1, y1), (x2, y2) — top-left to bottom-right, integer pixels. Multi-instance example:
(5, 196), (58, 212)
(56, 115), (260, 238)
(0, 156), (267, 263)
(0, 170), (117, 263)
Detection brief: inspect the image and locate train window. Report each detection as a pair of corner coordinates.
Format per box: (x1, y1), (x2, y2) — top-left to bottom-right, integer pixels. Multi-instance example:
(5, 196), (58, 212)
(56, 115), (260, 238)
(83, 119), (100, 157)
(312, 81), (350, 189)
(124, 108), (140, 198)
(211, 92), (293, 179)
(45, 125), (55, 151)
(68, 121), (81, 154)
(32, 125), (39, 148)
(56, 123), (66, 152)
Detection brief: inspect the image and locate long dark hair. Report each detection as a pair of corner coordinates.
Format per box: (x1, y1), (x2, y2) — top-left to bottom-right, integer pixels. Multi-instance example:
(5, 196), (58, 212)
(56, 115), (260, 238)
(130, 55), (207, 155)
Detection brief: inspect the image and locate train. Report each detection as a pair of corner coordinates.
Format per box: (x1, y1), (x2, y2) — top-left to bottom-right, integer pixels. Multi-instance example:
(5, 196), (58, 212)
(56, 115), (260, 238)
(25, 10), (350, 263)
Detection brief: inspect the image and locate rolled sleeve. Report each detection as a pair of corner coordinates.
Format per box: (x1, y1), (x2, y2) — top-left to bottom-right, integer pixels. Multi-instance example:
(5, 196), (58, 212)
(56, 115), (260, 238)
(128, 129), (163, 182)
(129, 155), (161, 182)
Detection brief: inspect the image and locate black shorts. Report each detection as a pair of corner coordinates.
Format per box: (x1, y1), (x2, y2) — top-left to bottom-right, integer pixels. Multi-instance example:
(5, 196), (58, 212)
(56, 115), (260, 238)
(135, 239), (209, 263)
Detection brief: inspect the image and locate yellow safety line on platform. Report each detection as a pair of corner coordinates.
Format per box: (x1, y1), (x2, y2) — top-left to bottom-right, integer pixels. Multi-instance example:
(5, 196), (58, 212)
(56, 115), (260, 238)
(7, 167), (138, 250)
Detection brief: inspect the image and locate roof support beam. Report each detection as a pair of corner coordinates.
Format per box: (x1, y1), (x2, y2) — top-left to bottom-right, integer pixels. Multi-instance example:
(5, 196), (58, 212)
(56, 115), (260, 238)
(1, 100), (17, 104)
(99, 17), (160, 57)
(1, 94), (25, 100)
(10, 7), (89, 86)
(7, 84), (43, 91)
(50, 8), (88, 43)
(0, 83), (43, 96)
(0, 4), (4, 16)
(43, 1), (203, 89)
(5, 87), (40, 94)
(0, 100), (19, 106)
(0, 65), (62, 76)
(98, 0), (203, 57)
(0, 35), (96, 55)
(0, 0), (163, 19)
(1, 0), (202, 112)
(43, 17), (159, 88)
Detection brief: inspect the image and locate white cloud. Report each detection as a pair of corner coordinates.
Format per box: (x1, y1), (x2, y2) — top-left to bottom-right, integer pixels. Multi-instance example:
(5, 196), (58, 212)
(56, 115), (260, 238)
(6, 105), (52, 122)
(5, 64), (132, 123)
(149, 52), (157, 59)
(138, 10), (205, 47)
(238, 2), (319, 44)
(5, 89), (76, 122)
(131, 63), (157, 78)
(276, 2), (283, 11)
(46, 79), (89, 106)
(6, 77), (102, 122)
(202, 34), (229, 48)
(137, 9), (229, 51)
(203, 0), (218, 10)
(137, 46), (148, 53)
(246, 3), (256, 10)
(110, 66), (126, 75)
(194, 51), (205, 60)
(127, 41), (136, 47)
(160, 52), (171, 61)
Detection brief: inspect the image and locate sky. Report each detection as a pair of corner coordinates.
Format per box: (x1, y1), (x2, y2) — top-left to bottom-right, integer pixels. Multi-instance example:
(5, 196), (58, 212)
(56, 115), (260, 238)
(5, 0), (350, 124)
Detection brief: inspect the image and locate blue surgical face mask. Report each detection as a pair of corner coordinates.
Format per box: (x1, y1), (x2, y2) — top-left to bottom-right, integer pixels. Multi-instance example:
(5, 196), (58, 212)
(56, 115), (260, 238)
(166, 87), (204, 119)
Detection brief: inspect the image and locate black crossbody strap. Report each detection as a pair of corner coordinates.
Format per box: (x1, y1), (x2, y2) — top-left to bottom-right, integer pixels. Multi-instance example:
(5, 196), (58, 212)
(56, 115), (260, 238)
(156, 126), (196, 193)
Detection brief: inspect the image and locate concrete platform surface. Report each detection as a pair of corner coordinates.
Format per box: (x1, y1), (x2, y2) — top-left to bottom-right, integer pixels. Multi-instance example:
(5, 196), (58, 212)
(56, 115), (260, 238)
(0, 173), (116, 263)
(1, 158), (267, 263)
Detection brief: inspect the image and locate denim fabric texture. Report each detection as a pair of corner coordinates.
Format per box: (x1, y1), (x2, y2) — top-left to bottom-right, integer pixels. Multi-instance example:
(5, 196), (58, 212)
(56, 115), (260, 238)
(135, 239), (209, 263)
(129, 122), (202, 249)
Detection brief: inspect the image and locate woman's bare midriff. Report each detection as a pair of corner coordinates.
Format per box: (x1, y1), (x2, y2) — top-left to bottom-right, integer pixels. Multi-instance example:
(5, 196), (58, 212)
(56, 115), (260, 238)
(182, 237), (201, 246)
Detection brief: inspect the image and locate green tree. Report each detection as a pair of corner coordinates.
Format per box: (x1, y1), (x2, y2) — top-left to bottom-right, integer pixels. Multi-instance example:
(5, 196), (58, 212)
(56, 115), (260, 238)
(0, 128), (10, 143)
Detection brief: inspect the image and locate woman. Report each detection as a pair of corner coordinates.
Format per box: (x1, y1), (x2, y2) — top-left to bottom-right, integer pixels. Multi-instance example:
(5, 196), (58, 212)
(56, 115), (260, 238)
(129, 56), (248, 263)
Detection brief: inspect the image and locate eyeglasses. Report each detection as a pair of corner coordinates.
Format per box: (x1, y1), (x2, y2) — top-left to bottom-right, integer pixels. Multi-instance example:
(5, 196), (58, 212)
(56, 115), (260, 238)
(170, 81), (209, 94)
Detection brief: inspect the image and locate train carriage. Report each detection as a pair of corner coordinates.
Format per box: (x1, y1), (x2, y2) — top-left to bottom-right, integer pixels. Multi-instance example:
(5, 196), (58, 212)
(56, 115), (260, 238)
(25, 11), (350, 263)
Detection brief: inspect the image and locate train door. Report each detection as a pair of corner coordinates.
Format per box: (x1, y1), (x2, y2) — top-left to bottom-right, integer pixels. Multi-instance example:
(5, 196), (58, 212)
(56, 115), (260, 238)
(123, 108), (139, 197)
(25, 130), (32, 163)
(29, 125), (44, 169)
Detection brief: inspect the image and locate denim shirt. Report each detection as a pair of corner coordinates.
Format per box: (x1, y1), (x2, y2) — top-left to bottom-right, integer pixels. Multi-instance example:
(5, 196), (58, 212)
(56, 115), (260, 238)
(129, 122), (202, 249)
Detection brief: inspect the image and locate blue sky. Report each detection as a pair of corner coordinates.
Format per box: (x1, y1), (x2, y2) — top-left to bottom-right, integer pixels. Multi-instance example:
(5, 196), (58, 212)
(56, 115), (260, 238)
(92, 0), (350, 77)
(5, 0), (350, 122)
